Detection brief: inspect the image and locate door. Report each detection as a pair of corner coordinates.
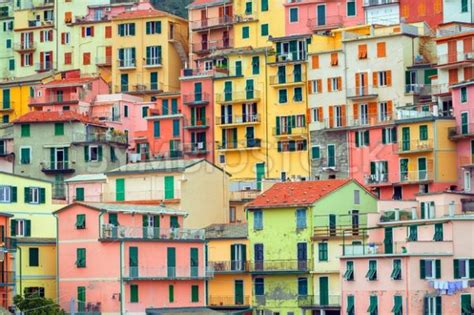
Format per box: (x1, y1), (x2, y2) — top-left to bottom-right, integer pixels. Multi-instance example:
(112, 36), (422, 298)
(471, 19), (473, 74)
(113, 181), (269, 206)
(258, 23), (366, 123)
(245, 79), (254, 99)
(317, 5), (326, 26)
(55, 148), (65, 170)
(167, 247), (176, 277)
(351, 210), (359, 235)
(143, 215), (159, 238)
(418, 157), (427, 180)
(115, 178), (125, 201)
(164, 176), (174, 199)
(297, 242), (307, 270)
(234, 280), (244, 305)
(461, 112), (469, 135)
(256, 163), (265, 190)
(402, 127), (410, 151)
(201, 33), (208, 51)
(329, 214), (336, 236)
(194, 82), (202, 102)
(246, 127), (255, 147)
(319, 277), (329, 305)
(224, 81), (232, 101)
(223, 30), (229, 48)
(129, 246), (138, 277)
(384, 227), (393, 254)
(200, 9), (207, 27)
(120, 74), (128, 92)
(231, 244), (246, 271)
(254, 244), (264, 271)
(190, 248), (199, 277)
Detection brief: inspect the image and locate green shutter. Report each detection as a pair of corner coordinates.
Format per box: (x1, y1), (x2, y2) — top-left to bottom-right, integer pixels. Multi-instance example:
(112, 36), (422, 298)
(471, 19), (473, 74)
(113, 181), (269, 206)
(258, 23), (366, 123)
(169, 285), (174, 302)
(29, 248), (39, 266)
(469, 259), (474, 279)
(75, 214), (86, 229)
(252, 56), (260, 74)
(77, 287), (86, 312)
(167, 247), (176, 277)
(10, 220), (16, 237)
(116, 178), (125, 201)
(24, 187), (31, 203)
(435, 260), (441, 279)
(191, 285), (199, 302)
(130, 284), (139, 303)
(170, 216), (179, 228)
(84, 146), (89, 162)
(39, 188), (45, 204)
(54, 123), (64, 136)
(76, 248), (86, 267)
(242, 26), (249, 39)
(420, 260), (426, 279)
(261, 0), (268, 11)
(98, 146), (103, 161)
(21, 124), (30, 137)
(10, 186), (17, 202)
(190, 248), (199, 277)
(153, 121), (160, 138)
(261, 24), (269, 36)
(454, 259), (460, 279)
(164, 176), (174, 199)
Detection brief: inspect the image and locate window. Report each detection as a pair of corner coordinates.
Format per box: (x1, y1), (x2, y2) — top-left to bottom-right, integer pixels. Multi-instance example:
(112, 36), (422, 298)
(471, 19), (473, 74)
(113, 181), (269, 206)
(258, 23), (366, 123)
(278, 140), (307, 152)
(261, 23), (269, 36)
(254, 278), (264, 295)
(64, 52), (72, 65)
(20, 147), (31, 164)
(54, 123), (64, 136)
(419, 125), (428, 141)
(254, 210), (263, 230)
(461, 294), (472, 315)
(354, 190), (360, 204)
(355, 130), (370, 147)
(293, 87), (303, 102)
(242, 26), (249, 39)
(9, 59), (14, 71)
(382, 127), (397, 144)
(278, 89), (288, 103)
(21, 124), (30, 137)
(146, 21), (161, 34)
(110, 147), (117, 162)
(420, 259), (441, 279)
(86, 145), (102, 162)
(368, 295), (378, 315)
(83, 52), (91, 65)
(296, 208), (306, 229)
(130, 284), (139, 303)
(311, 146), (320, 159)
(328, 77), (341, 92)
(454, 259), (471, 279)
(29, 248), (39, 267)
(424, 296), (442, 315)
(191, 285), (199, 302)
(347, 0), (356, 16)
(229, 207), (236, 223)
(75, 214), (86, 229)
(327, 144), (335, 167)
(433, 223), (443, 241)
(461, 87), (468, 103)
(124, 105), (129, 117)
(358, 44), (367, 59)
(366, 260), (377, 280)
(421, 201), (436, 219)
(407, 225), (418, 241)
(330, 52), (338, 66)
(391, 259), (402, 280)
(252, 56), (260, 75)
(310, 80), (322, 94)
(24, 287), (45, 298)
(297, 277), (308, 296)
(61, 32), (70, 45)
(377, 42), (386, 58)
(146, 45), (162, 65)
(25, 187), (44, 204)
(105, 26), (112, 38)
(462, 0), (468, 12)
(76, 248), (86, 268)
(0, 186), (15, 203)
(392, 296), (403, 315)
(347, 295), (355, 315)
(289, 7), (298, 22)
(75, 187), (84, 201)
(172, 120), (180, 137)
(82, 26), (94, 37)
(141, 106), (149, 118)
(344, 261), (354, 280)
(261, 0), (268, 11)
(118, 23), (135, 36)
(318, 242), (328, 261)
(378, 71), (388, 86)
(153, 121), (160, 138)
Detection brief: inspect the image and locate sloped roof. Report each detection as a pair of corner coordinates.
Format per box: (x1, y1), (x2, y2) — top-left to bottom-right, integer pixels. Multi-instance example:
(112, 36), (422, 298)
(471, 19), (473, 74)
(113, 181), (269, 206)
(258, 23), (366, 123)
(246, 179), (353, 209)
(106, 159), (206, 175)
(205, 223), (247, 239)
(64, 174), (107, 183)
(54, 202), (187, 216)
(112, 8), (185, 22)
(187, 0), (230, 9)
(13, 111), (105, 126)
(42, 77), (97, 88)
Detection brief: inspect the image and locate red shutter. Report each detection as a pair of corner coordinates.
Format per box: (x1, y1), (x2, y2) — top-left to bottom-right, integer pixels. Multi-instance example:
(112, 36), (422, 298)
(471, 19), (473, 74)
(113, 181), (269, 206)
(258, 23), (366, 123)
(105, 26), (112, 38)
(40, 51), (44, 69)
(21, 33), (25, 45)
(29, 32), (34, 45)
(48, 30), (53, 41)
(61, 33), (65, 44)
(91, 26), (94, 37)
(20, 54), (24, 67)
(40, 31), (44, 42)
(81, 27), (85, 38)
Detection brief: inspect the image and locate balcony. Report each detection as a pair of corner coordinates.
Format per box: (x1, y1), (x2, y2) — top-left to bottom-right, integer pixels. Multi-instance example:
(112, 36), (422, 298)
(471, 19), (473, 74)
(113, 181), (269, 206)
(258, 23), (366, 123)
(405, 84), (432, 96)
(350, 113), (394, 128)
(398, 139), (433, 154)
(72, 132), (128, 145)
(29, 94), (83, 106)
(396, 104), (451, 122)
(249, 260), (311, 274)
(229, 190), (260, 201)
(209, 260), (249, 273)
(192, 38), (233, 54)
(215, 90), (261, 104)
(347, 86), (378, 100)
(273, 126), (307, 138)
(342, 240), (453, 257)
(182, 92), (210, 106)
(268, 51), (307, 64)
(95, 56), (112, 67)
(298, 295), (341, 308)
(269, 73), (306, 86)
(100, 225), (205, 241)
(183, 142), (209, 155)
(0, 272), (15, 286)
(363, 0), (399, 6)
(1, 238), (17, 252)
(41, 161), (75, 174)
(216, 114), (261, 126)
(364, 173), (390, 186)
(144, 57), (162, 68)
(209, 295), (251, 308)
(123, 265), (214, 281)
(35, 62), (53, 72)
(190, 16), (234, 31)
(117, 59), (136, 70)
(217, 139), (261, 151)
(184, 118), (209, 129)
(13, 42), (36, 52)
(307, 16), (343, 31)
(115, 83), (162, 94)
(399, 170), (434, 183)
(432, 83), (450, 95)
(448, 123), (474, 140)
(437, 52), (474, 68)
(312, 225), (362, 240)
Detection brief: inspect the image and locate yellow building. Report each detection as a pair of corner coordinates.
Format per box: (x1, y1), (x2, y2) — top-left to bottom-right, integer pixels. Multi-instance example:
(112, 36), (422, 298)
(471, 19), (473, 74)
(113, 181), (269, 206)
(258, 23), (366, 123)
(0, 172), (60, 300)
(0, 72), (54, 123)
(205, 223), (252, 312)
(110, 8), (188, 100)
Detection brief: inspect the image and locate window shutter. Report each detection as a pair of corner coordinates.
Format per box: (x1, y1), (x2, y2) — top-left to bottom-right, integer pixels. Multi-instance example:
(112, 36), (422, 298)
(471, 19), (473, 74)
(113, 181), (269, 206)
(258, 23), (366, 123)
(373, 72), (378, 87)
(469, 259), (474, 278)
(146, 22), (151, 34)
(391, 127), (397, 143)
(11, 186), (17, 202)
(420, 259), (426, 279)
(355, 131), (360, 147)
(81, 27), (85, 38)
(39, 188), (45, 204)
(24, 187), (31, 203)
(10, 220), (16, 237)
(435, 260), (441, 279)
(25, 219), (31, 236)
(364, 130), (370, 145)
(435, 297), (441, 315)
(312, 55), (319, 69)
(168, 285), (174, 302)
(454, 259), (460, 279)
(327, 78), (332, 92)
(387, 70), (392, 86)
(98, 146), (103, 161)
(84, 146), (89, 162)
(382, 129), (387, 144)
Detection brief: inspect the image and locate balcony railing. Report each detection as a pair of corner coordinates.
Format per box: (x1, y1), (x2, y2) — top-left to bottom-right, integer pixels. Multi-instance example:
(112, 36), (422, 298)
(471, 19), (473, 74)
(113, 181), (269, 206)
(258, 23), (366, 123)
(96, 56), (112, 66)
(215, 90), (261, 103)
(307, 16), (343, 31)
(209, 260), (249, 273)
(182, 92), (210, 105)
(365, 173), (389, 185)
(313, 225), (362, 239)
(347, 86), (378, 99)
(124, 265), (214, 280)
(437, 52), (474, 66)
(396, 105), (450, 121)
(432, 83), (450, 95)
(298, 295), (341, 307)
(115, 83), (162, 93)
(2, 238), (17, 251)
(0, 271), (15, 285)
(229, 190), (260, 201)
(209, 295), (251, 307)
(144, 57), (162, 67)
(100, 225), (205, 241)
(405, 84), (432, 96)
(269, 73), (306, 85)
(117, 59), (136, 69)
(249, 260), (311, 273)
(273, 126), (307, 137)
(342, 240), (453, 256)
(217, 139), (261, 150)
(72, 132), (128, 145)
(268, 51), (307, 63)
(35, 62), (53, 72)
(398, 139), (433, 153)
(192, 39), (232, 53)
(399, 170), (434, 183)
(41, 161), (75, 173)
(29, 94), (84, 105)
(184, 118), (209, 129)
(190, 16), (234, 30)
(448, 123), (474, 139)
(13, 42), (36, 51)
(183, 142), (209, 155)
(216, 114), (261, 125)
(363, 0), (399, 6)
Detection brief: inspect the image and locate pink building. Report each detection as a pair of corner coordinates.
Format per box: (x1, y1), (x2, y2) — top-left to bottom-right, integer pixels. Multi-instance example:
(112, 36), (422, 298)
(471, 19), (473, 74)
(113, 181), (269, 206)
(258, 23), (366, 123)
(29, 70), (109, 114)
(284, 0), (364, 36)
(449, 81), (474, 192)
(0, 124), (13, 173)
(65, 174), (107, 203)
(55, 202), (211, 314)
(340, 192), (474, 315)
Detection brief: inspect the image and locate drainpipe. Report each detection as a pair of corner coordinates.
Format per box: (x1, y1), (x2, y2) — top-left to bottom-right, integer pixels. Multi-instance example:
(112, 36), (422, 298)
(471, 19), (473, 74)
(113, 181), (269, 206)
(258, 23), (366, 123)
(343, 40), (350, 179)
(17, 246), (22, 296)
(120, 241), (124, 315)
(264, 49), (269, 178)
(54, 214), (59, 303)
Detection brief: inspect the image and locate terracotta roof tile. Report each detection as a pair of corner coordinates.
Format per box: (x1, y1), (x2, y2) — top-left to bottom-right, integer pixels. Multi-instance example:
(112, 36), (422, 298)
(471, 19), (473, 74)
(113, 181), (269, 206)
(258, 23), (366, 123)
(247, 179), (352, 209)
(43, 77), (95, 87)
(113, 9), (170, 20)
(13, 111), (105, 126)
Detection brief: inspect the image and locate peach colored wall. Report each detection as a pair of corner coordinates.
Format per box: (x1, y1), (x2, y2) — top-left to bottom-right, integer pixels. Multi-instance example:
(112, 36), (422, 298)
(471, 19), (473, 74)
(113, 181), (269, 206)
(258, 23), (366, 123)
(66, 181), (104, 203)
(59, 281), (121, 313)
